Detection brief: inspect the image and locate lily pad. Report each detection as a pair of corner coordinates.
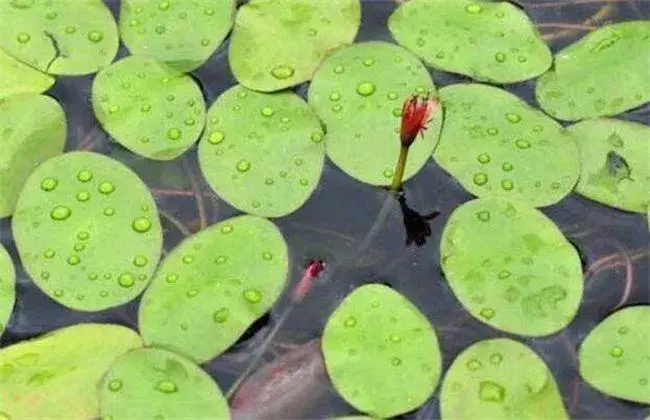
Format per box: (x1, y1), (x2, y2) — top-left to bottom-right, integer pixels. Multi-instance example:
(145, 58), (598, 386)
(92, 56), (206, 161)
(198, 85), (325, 217)
(440, 197), (583, 336)
(0, 0), (119, 75)
(0, 93), (66, 218)
(119, 0), (235, 72)
(0, 244), (15, 338)
(389, 0), (551, 83)
(139, 215), (288, 363)
(440, 338), (568, 419)
(0, 323), (142, 419)
(308, 41), (442, 186)
(536, 21), (650, 121)
(568, 118), (649, 214)
(0, 47), (54, 97)
(322, 284), (442, 418)
(12, 152), (163, 311)
(229, 0), (361, 92)
(100, 348), (230, 419)
(579, 306), (650, 404)
(434, 84), (579, 207)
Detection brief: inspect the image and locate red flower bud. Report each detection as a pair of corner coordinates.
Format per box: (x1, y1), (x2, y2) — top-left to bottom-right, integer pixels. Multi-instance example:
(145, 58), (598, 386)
(400, 95), (439, 148)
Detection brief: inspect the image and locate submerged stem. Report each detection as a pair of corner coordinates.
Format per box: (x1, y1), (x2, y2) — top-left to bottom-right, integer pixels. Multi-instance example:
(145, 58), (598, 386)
(390, 145), (409, 192)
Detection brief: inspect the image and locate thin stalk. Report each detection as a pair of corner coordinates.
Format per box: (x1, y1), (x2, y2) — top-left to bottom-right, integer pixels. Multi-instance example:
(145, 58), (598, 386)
(390, 145), (409, 192)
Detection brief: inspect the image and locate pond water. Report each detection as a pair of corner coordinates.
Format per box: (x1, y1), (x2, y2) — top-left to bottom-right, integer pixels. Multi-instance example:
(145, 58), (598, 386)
(1, 0), (649, 419)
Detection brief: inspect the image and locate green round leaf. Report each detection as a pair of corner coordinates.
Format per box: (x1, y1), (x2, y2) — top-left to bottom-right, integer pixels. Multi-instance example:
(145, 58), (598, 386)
(100, 348), (230, 419)
(0, 0), (118, 75)
(0, 47), (54, 98)
(440, 197), (583, 336)
(0, 323), (142, 419)
(568, 118), (649, 213)
(0, 244), (16, 338)
(92, 56), (206, 161)
(441, 338), (568, 419)
(536, 21), (650, 121)
(579, 306), (650, 404)
(389, 0), (551, 83)
(139, 215), (288, 363)
(198, 85), (325, 217)
(0, 93), (66, 218)
(12, 151), (163, 311)
(322, 284), (442, 418)
(308, 41), (441, 186)
(229, 0), (360, 92)
(434, 83), (579, 207)
(119, 0), (235, 73)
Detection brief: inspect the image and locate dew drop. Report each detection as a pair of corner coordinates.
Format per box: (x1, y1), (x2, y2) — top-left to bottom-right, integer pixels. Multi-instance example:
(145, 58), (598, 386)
(497, 270), (511, 279)
(383, 168), (394, 179)
(506, 113), (522, 123)
(220, 225), (233, 234)
(213, 307), (229, 323)
(67, 255), (80, 266)
(155, 380), (178, 393)
(104, 207), (115, 217)
(515, 139), (531, 149)
(466, 359), (482, 371)
(40, 177), (58, 191)
(344, 316), (357, 328)
(140, 103), (151, 113)
(310, 132), (323, 143)
(479, 381), (505, 403)
(208, 131), (225, 145)
(480, 307), (495, 319)
(609, 346), (624, 358)
(155, 25), (166, 35)
(41, 271), (50, 280)
(502, 162), (514, 172)
(108, 379), (123, 392)
(329, 92), (341, 101)
(331, 104), (343, 113)
(157, 0), (170, 11)
(465, 3), (483, 13)
(133, 255), (148, 267)
(50, 206), (71, 221)
(617, 326), (629, 335)
(333, 65), (344, 74)
(73, 243), (86, 252)
(517, 56), (527, 63)
(236, 159), (251, 173)
(501, 179), (514, 191)
(270, 65), (295, 79)
(87, 30), (104, 43)
(389, 333), (402, 343)
(477, 153), (491, 164)
(117, 273), (135, 288)
(77, 170), (93, 182)
(473, 172), (488, 186)
(495, 52), (506, 63)
(476, 210), (490, 222)
(165, 274), (178, 284)
(261, 106), (275, 117)
(98, 181), (115, 194)
(53, 289), (64, 297)
(186, 289), (198, 298)
(243, 288), (262, 303)
(88, 273), (98, 281)
(76, 191), (91, 202)
(391, 357), (402, 366)
(356, 81), (376, 97)
(17, 33), (31, 43)
(132, 217), (152, 233)
(387, 92), (398, 100)
(44, 249), (55, 259)
(167, 128), (182, 140)
(489, 353), (503, 365)
(182, 255), (194, 264)
(486, 127), (498, 136)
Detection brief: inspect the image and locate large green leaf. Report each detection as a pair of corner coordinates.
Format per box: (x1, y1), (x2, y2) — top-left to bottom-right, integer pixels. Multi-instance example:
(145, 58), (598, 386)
(0, 244), (15, 338)
(0, 47), (54, 98)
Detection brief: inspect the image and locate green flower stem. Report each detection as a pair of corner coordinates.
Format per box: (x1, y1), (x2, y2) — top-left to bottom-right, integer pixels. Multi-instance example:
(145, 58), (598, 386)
(390, 145), (409, 192)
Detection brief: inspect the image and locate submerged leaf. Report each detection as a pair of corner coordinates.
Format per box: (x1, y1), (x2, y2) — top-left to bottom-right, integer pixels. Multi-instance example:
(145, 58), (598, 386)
(579, 306), (650, 404)
(139, 215), (288, 363)
(440, 338), (568, 419)
(440, 197), (583, 336)
(309, 41), (442, 186)
(100, 348), (230, 419)
(389, 0), (551, 83)
(434, 84), (579, 207)
(12, 152), (163, 311)
(322, 284), (442, 418)
(536, 21), (650, 121)
(92, 56), (206, 161)
(0, 47), (54, 98)
(0, 244), (15, 338)
(229, 0), (361, 92)
(198, 85), (325, 217)
(0, 323), (142, 419)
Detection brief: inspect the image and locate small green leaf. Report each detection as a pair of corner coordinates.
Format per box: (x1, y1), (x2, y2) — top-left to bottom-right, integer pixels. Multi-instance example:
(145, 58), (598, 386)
(92, 56), (206, 161)
(0, 244), (15, 338)
(119, 0), (235, 72)
(536, 21), (650, 121)
(100, 348), (230, 419)
(198, 85), (325, 217)
(434, 83), (579, 207)
(0, 93), (66, 218)
(309, 41), (441, 186)
(441, 338), (568, 419)
(568, 118), (649, 213)
(12, 152), (163, 311)
(440, 197), (583, 336)
(0, 47), (54, 98)
(229, 0), (360, 92)
(389, 0), (551, 83)
(0, 323), (142, 419)
(579, 306), (650, 404)
(322, 284), (442, 418)
(0, 0), (119, 75)
(139, 215), (288, 363)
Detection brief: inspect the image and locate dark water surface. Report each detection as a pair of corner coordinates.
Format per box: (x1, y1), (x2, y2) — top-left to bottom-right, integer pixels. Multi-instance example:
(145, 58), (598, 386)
(1, 0), (649, 419)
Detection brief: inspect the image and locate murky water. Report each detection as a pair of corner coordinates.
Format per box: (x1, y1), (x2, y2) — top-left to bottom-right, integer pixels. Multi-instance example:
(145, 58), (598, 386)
(1, 0), (649, 418)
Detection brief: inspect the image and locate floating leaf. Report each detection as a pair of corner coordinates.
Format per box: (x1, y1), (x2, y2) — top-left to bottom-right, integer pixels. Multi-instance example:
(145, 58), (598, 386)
(579, 306), (650, 404)
(0, 47), (54, 98)
(139, 215), (288, 363)
(389, 0), (551, 83)
(119, 0), (235, 72)
(0, 244), (15, 338)
(536, 21), (650, 121)
(0, 323), (142, 419)
(0, 93), (66, 218)
(92, 56), (206, 161)
(434, 84), (579, 207)
(309, 41), (441, 186)
(198, 85), (325, 217)
(0, 0), (118, 75)
(322, 284), (441, 418)
(440, 197), (583, 336)
(100, 348), (230, 419)
(568, 118), (649, 213)
(12, 152), (163, 311)
(229, 0), (360, 92)
(440, 338), (568, 419)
